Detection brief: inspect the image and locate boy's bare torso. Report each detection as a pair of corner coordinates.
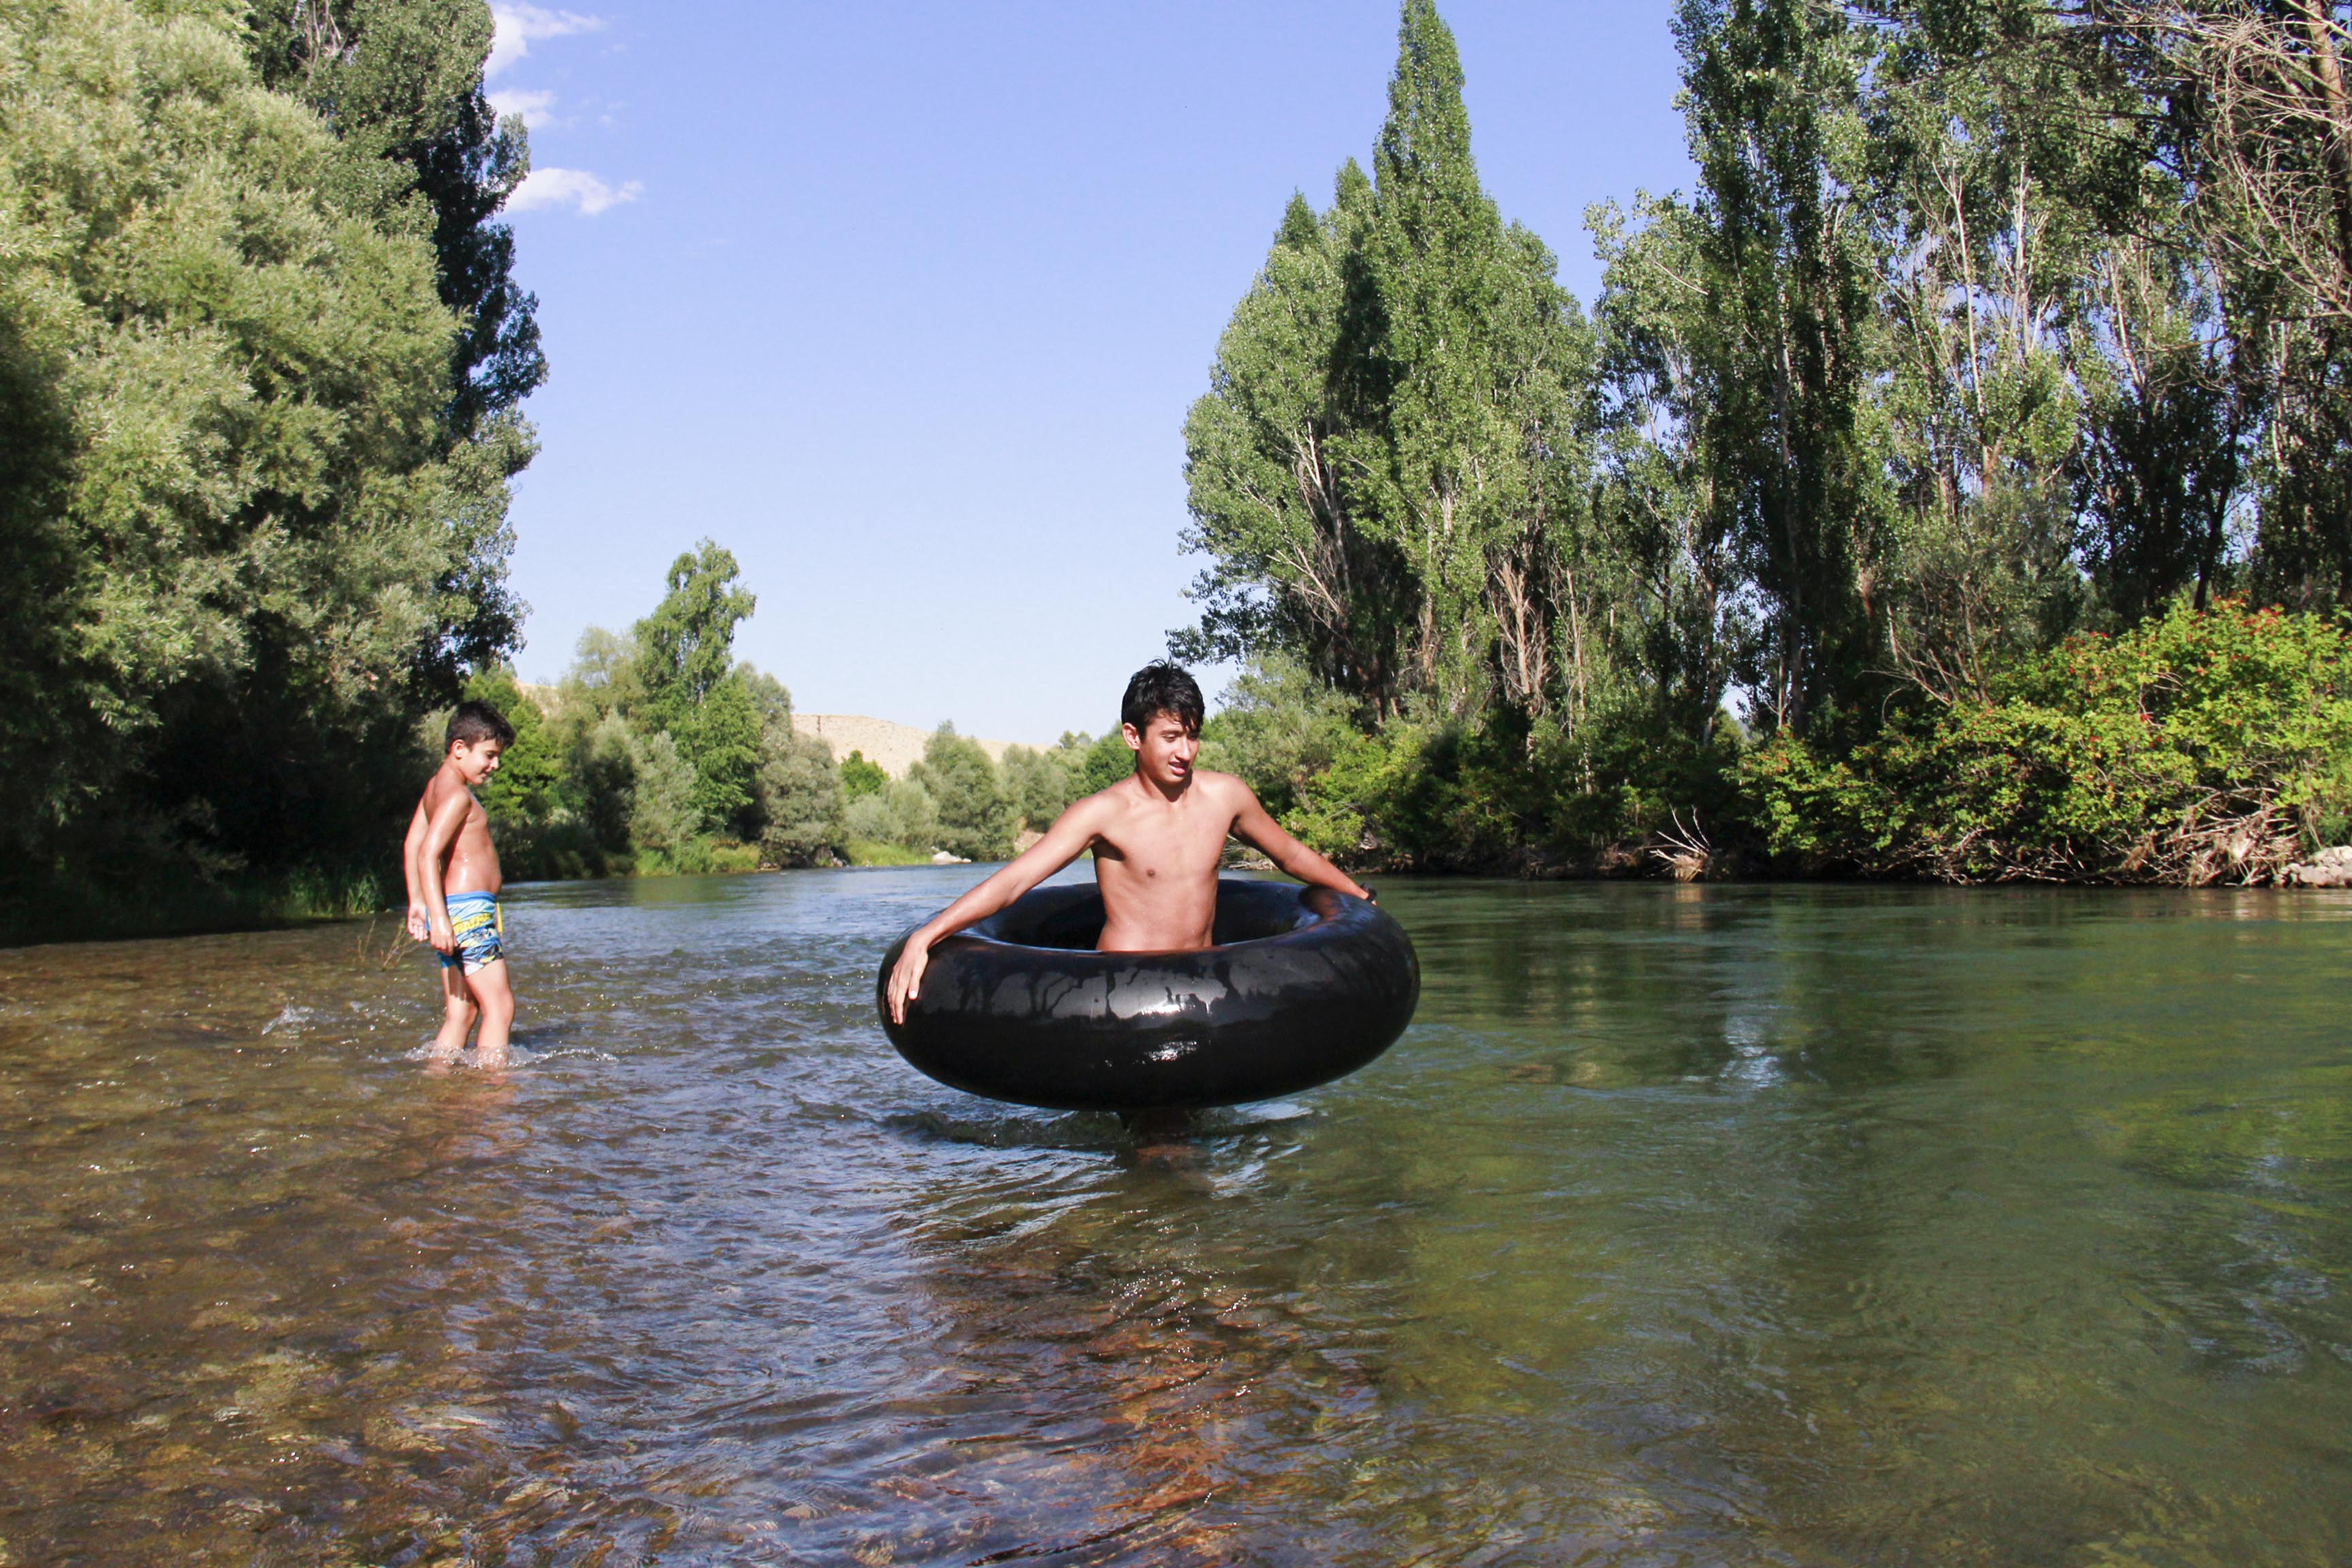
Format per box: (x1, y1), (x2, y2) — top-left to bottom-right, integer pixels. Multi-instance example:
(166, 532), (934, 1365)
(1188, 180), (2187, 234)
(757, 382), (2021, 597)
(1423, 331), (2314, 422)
(414, 767), (502, 896)
(1087, 770), (1251, 951)
(882, 702), (1366, 1025)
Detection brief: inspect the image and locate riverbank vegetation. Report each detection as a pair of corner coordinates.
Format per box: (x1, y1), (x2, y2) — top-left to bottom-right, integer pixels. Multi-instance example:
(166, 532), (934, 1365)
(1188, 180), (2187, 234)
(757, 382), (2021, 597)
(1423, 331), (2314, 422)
(1178, 0), (2352, 885)
(468, 540), (1121, 878)
(11, 1), (2351, 943)
(0, 0), (540, 941)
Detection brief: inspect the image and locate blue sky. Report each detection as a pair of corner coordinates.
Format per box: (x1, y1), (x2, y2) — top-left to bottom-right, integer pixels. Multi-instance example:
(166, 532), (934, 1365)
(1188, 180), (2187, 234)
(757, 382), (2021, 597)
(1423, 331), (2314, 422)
(493, 1), (1693, 743)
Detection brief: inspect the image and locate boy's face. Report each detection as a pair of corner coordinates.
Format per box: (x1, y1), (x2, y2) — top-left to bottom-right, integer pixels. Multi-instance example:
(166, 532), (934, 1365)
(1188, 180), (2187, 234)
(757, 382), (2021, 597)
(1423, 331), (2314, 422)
(1122, 711), (1198, 789)
(450, 737), (504, 786)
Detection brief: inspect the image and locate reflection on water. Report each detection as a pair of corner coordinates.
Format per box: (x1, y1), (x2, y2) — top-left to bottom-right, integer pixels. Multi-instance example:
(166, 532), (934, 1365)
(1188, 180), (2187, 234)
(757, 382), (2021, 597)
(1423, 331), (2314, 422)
(3, 871), (2349, 1564)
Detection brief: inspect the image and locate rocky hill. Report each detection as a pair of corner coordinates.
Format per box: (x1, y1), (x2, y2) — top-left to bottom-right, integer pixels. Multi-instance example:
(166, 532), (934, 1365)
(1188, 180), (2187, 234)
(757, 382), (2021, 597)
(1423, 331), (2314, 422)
(794, 715), (1021, 779)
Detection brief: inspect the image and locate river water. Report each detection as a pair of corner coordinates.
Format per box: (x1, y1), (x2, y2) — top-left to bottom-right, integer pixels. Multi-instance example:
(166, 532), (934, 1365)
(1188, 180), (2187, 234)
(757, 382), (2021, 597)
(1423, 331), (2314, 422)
(1, 869), (2347, 1566)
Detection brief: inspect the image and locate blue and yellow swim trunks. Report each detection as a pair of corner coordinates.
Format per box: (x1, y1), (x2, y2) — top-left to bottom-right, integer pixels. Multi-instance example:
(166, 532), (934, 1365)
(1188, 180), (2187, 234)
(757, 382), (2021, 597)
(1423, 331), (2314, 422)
(439, 891), (506, 975)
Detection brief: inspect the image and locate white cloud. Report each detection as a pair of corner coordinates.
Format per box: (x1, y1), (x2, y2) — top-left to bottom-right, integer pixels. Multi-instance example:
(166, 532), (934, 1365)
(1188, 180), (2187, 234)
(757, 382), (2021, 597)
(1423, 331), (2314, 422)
(487, 4), (603, 82)
(508, 167), (642, 216)
(487, 87), (559, 129)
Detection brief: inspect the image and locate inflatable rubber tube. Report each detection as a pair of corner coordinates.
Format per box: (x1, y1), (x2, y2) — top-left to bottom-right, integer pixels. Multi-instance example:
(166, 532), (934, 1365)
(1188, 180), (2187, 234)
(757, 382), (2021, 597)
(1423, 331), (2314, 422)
(876, 878), (1420, 1111)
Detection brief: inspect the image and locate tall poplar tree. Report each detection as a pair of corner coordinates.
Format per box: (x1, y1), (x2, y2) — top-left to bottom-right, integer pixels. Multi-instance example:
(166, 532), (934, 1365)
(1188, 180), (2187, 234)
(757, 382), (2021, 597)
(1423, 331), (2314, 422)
(1181, 0), (1592, 721)
(1180, 169), (1418, 714)
(633, 541), (762, 833)
(1343, 0), (1595, 716)
(1676, 0), (1886, 736)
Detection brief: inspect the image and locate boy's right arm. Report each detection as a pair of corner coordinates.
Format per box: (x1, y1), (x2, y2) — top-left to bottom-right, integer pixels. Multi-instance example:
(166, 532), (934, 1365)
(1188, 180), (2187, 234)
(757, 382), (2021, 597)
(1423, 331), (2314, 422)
(885, 794), (1107, 1025)
(416, 787), (475, 954)
(402, 802), (431, 941)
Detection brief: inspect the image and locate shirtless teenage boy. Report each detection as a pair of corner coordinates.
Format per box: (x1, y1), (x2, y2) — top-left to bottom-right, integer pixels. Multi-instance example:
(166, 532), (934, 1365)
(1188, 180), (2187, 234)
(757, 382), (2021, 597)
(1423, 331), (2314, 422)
(885, 663), (1371, 1024)
(406, 700), (517, 1066)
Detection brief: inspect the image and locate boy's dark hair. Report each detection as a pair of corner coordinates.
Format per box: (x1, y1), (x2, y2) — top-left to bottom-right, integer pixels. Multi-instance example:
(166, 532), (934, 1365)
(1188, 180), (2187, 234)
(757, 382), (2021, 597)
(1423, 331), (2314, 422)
(447, 699), (516, 750)
(1121, 662), (1205, 735)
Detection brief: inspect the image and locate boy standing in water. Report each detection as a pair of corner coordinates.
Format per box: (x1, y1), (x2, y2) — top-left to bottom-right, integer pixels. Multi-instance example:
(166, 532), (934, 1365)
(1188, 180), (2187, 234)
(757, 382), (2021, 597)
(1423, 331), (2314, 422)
(886, 663), (1369, 1024)
(406, 700), (517, 1066)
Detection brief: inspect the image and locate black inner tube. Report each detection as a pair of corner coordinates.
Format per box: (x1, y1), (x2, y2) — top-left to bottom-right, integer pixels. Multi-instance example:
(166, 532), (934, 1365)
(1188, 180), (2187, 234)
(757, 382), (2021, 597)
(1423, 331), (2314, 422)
(878, 878), (1420, 1113)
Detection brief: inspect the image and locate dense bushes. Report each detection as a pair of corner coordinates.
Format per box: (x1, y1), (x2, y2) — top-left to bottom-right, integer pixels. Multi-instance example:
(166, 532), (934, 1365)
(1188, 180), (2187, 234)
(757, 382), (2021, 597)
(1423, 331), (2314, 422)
(1745, 603), (2352, 885)
(1218, 602), (2352, 887)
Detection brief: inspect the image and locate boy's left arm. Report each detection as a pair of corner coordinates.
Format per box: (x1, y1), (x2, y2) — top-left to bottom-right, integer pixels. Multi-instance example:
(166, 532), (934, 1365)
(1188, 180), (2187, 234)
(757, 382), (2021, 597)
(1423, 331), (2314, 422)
(1227, 781), (1371, 900)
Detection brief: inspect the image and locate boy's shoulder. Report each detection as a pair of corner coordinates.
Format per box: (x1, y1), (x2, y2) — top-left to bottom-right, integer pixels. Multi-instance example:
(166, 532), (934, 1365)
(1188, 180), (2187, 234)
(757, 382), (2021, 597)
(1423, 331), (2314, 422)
(419, 763), (474, 810)
(1191, 768), (1250, 800)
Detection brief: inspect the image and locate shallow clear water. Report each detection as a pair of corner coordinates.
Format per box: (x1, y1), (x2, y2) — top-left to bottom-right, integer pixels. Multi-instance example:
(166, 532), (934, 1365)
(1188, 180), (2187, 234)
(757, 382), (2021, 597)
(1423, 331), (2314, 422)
(1, 869), (2348, 1566)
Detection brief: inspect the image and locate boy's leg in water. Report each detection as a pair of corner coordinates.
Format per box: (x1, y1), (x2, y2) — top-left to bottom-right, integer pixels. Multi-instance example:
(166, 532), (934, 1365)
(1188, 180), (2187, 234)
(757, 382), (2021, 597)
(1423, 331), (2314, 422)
(429, 961), (476, 1060)
(466, 958), (515, 1068)
(1120, 1108), (1198, 1156)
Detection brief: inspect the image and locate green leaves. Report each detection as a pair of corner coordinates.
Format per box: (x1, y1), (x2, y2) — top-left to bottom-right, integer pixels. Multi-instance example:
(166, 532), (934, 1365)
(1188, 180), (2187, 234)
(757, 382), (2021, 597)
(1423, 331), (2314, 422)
(909, 725), (1017, 863)
(1181, 1), (1594, 722)
(755, 729), (845, 869)
(1746, 600), (2352, 883)
(246, 0), (544, 441)
(634, 540), (757, 723)
(631, 540), (760, 832)
(0, 0), (527, 902)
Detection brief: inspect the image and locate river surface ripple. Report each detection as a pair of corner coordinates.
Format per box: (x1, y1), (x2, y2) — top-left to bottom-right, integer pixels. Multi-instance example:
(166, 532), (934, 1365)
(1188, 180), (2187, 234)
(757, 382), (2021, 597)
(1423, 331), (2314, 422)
(1, 870), (2349, 1565)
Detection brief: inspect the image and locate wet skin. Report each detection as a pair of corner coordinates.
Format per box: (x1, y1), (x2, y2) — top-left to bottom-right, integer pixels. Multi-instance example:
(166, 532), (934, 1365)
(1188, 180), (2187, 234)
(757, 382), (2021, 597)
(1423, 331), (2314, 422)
(403, 737), (514, 1065)
(885, 712), (1369, 1024)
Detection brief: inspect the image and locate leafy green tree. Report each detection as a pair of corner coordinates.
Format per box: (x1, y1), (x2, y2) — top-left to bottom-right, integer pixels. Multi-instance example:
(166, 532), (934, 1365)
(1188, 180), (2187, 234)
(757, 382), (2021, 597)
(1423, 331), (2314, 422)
(2101, 1), (2352, 610)
(839, 750), (889, 800)
(1180, 1), (1595, 721)
(909, 725), (1017, 861)
(626, 730), (700, 856)
(874, 777), (941, 853)
(2074, 242), (2244, 624)
(636, 542), (757, 725)
(843, 791), (893, 846)
(1075, 730), (1136, 795)
(461, 667), (561, 821)
(756, 730), (845, 867)
(634, 541), (760, 832)
(1000, 745), (1076, 832)
(568, 710), (639, 854)
(740, 665), (793, 728)
(1200, 655), (1362, 819)
(246, 0), (544, 440)
(0, 0), (526, 911)
(678, 679), (762, 834)
(558, 627), (644, 723)
(1587, 193), (1749, 745)
(1675, 0), (1886, 737)
(1180, 170), (1417, 710)
(1348, 0), (1597, 715)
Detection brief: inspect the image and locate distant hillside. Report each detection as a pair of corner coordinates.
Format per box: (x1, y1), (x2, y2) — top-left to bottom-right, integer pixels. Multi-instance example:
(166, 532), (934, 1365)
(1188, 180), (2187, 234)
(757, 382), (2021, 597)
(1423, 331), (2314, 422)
(796, 715), (1022, 779)
(505, 691), (1027, 783)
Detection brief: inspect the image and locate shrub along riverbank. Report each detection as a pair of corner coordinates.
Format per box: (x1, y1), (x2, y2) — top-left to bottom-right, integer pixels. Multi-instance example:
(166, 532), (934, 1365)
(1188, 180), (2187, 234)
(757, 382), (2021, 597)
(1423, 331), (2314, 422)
(1217, 600), (2352, 886)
